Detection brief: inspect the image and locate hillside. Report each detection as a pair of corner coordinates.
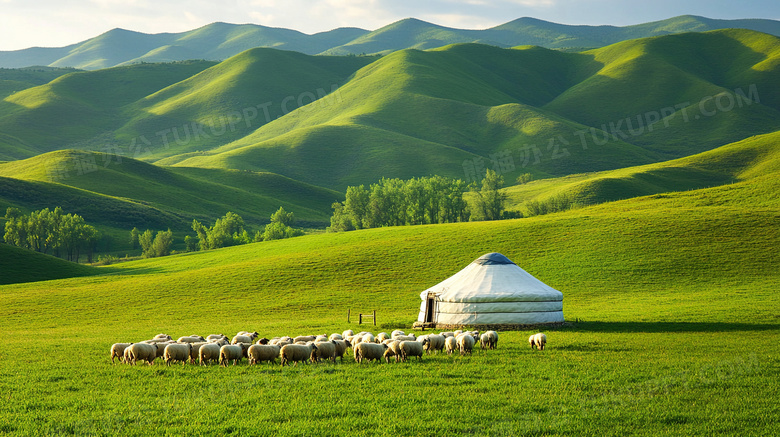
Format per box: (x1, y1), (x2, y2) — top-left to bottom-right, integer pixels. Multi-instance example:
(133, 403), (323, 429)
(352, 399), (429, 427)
(0, 150), (342, 232)
(0, 243), (102, 285)
(1, 15), (779, 69)
(164, 30), (780, 190)
(505, 129), (780, 211)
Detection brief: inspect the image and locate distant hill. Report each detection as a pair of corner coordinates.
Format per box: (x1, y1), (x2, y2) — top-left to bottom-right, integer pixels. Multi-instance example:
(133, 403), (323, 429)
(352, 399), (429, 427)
(1, 29), (779, 191)
(0, 15), (779, 69)
(0, 243), (101, 285)
(0, 150), (342, 231)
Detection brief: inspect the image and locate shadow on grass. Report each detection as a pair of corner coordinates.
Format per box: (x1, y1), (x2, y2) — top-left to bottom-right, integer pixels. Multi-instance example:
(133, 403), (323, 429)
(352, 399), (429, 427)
(561, 320), (780, 333)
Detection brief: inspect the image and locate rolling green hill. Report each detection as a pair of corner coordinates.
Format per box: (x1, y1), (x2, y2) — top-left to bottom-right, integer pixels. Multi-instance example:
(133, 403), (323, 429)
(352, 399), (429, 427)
(0, 150), (342, 233)
(2, 15), (778, 69)
(0, 243), (103, 285)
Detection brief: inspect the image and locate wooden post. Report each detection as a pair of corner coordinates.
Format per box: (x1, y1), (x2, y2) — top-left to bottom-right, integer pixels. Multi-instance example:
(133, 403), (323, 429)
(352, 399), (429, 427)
(373, 310), (376, 326)
(359, 313), (363, 325)
(347, 309), (350, 323)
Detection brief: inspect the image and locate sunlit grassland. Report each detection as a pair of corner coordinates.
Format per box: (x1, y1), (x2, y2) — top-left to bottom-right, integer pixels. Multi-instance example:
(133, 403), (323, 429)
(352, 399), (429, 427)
(1, 175), (779, 435)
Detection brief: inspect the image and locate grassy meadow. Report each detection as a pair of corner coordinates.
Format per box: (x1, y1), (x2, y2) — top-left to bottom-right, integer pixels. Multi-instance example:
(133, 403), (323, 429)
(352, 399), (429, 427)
(1, 172), (778, 435)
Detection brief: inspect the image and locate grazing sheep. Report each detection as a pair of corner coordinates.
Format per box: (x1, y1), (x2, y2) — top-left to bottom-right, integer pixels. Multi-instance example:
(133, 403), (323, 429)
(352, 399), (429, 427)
(423, 334), (446, 354)
(391, 330), (405, 337)
(178, 336), (204, 344)
(153, 334), (172, 341)
(275, 339), (292, 347)
(206, 334), (227, 342)
(445, 336), (458, 355)
(529, 333), (547, 351)
(280, 343), (318, 366)
(150, 342), (172, 358)
(354, 342), (388, 364)
(255, 338), (270, 345)
(342, 329), (354, 339)
(312, 341), (338, 363)
(350, 335), (364, 348)
(210, 338), (229, 347)
(293, 335), (317, 343)
(376, 332), (390, 343)
(125, 343), (157, 365)
(219, 344), (248, 366)
(189, 342), (208, 364)
(199, 343), (221, 366)
(110, 343), (132, 363)
(457, 333), (475, 355)
(231, 334), (252, 345)
(315, 335), (328, 342)
(332, 339), (351, 363)
(392, 334), (416, 342)
(362, 333), (375, 344)
(248, 344), (281, 365)
(383, 340), (402, 363)
(454, 330), (463, 337)
(399, 341), (424, 362)
(329, 333), (343, 341)
(237, 331), (259, 340)
(164, 343), (192, 366)
(481, 331), (499, 350)
(440, 331), (455, 338)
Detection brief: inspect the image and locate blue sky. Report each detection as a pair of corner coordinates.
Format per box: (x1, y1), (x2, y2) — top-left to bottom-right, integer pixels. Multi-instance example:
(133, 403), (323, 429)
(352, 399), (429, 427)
(0, 0), (778, 50)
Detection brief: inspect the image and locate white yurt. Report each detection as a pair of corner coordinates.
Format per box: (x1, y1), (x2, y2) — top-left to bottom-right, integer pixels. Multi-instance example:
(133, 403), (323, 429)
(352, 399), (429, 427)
(416, 252), (564, 327)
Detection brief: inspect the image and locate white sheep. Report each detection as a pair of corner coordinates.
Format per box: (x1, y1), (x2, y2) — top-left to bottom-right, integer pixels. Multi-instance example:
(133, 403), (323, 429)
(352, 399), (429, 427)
(125, 343), (157, 365)
(390, 330), (405, 337)
(152, 342), (172, 359)
(456, 333), (475, 355)
(529, 333), (547, 351)
(248, 344), (281, 365)
(440, 331), (455, 338)
(315, 335), (329, 342)
(362, 333), (375, 344)
(164, 343), (192, 366)
(199, 343), (221, 366)
(392, 334), (416, 342)
(399, 341), (424, 362)
(383, 340), (402, 363)
(231, 334), (252, 344)
(237, 331), (259, 340)
(422, 334), (446, 354)
(375, 332), (390, 343)
(153, 333), (172, 341)
(342, 329), (354, 338)
(178, 336), (204, 344)
(110, 343), (132, 363)
(188, 342), (208, 364)
(206, 334), (227, 342)
(354, 342), (388, 364)
(445, 336), (458, 355)
(219, 344), (248, 366)
(312, 341), (338, 363)
(293, 335), (317, 343)
(329, 333), (343, 341)
(481, 331), (499, 350)
(280, 343), (318, 366)
(332, 339), (351, 363)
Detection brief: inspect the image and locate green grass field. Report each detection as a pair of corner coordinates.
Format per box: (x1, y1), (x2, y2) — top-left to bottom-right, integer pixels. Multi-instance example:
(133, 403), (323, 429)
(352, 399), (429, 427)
(1, 168), (778, 435)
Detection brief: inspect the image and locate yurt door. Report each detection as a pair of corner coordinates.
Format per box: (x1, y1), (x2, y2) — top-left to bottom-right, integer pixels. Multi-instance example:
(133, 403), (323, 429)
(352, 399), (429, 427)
(424, 294), (436, 323)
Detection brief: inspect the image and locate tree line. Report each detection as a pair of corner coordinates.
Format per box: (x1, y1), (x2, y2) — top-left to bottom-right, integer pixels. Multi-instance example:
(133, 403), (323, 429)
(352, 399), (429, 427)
(3, 207), (99, 262)
(328, 170), (513, 232)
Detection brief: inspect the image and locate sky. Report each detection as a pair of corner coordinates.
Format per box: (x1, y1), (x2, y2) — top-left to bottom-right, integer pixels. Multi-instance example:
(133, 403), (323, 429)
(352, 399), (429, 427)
(0, 0), (778, 51)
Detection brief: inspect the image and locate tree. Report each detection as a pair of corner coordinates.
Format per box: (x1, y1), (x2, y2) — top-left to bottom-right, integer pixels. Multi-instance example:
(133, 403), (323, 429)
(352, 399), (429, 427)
(469, 169), (507, 221)
(516, 173), (533, 185)
(184, 235), (198, 252)
(327, 202), (355, 232)
(138, 229), (155, 257)
(129, 227), (139, 250)
(151, 229), (173, 257)
(262, 207), (304, 241)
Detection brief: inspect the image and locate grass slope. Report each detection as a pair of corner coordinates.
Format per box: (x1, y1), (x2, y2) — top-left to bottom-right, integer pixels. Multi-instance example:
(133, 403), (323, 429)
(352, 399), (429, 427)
(506, 129), (780, 210)
(0, 150), (342, 231)
(0, 243), (103, 285)
(0, 168), (777, 434)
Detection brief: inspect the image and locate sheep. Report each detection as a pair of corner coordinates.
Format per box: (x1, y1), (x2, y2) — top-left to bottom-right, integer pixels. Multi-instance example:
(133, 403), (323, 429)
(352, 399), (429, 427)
(315, 335), (329, 342)
(206, 334), (227, 342)
(248, 344), (281, 365)
(332, 339), (351, 363)
(275, 339), (292, 347)
(440, 331), (455, 338)
(457, 333), (475, 355)
(454, 330), (463, 337)
(210, 338), (229, 347)
(422, 334), (446, 354)
(383, 340), (402, 363)
(219, 344), (248, 366)
(231, 334), (252, 345)
(392, 334), (416, 342)
(178, 336), (204, 344)
(376, 332), (390, 343)
(362, 333), (375, 344)
(123, 346), (133, 363)
(445, 336), (458, 355)
(189, 342), (208, 364)
(481, 331), (499, 350)
(164, 343), (192, 366)
(529, 333), (547, 351)
(350, 335), (364, 348)
(237, 331), (259, 340)
(280, 343), (318, 366)
(293, 335), (317, 343)
(110, 343), (132, 363)
(391, 330), (405, 337)
(354, 342), (388, 364)
(329, 333), (343, 341)
(311, 341), (338, 363)
(153, 334), (172, 341)
(255, 338), (270, 345)
(399, 341), (424, 362)
(342, 329), (354, 339)
(151, 341), (173, 358)
(125, 343), (157, 365)
(199, 343), (221, 366)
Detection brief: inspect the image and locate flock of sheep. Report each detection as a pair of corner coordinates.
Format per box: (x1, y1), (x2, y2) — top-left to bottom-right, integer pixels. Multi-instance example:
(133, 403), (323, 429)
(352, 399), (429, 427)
(111, 329), (547, 367)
